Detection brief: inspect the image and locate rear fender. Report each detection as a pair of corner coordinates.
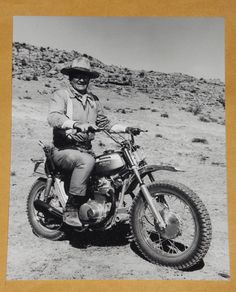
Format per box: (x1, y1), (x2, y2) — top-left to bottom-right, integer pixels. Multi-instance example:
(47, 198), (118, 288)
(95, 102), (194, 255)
(31, 159), (47, 178)
(125, 164), (184, 194)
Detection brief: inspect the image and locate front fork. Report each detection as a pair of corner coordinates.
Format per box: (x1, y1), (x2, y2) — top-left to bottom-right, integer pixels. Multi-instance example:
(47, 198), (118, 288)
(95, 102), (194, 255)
(124, 149), (166, 229)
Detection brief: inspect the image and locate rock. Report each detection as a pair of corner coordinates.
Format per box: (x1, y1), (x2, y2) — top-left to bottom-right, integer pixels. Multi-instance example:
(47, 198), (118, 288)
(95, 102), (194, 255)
(161, 112), (169, 118)
(21, 59), (27, 66)
(192, 138), (208, 144)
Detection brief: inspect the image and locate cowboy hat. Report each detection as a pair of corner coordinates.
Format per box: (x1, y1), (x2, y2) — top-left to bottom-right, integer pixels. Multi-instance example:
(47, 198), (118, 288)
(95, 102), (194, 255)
(61, 57), (99, 79)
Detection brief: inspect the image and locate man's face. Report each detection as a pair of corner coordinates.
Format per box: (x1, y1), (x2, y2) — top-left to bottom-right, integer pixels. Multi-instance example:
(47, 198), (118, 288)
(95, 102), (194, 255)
(70, 72), (90, 94)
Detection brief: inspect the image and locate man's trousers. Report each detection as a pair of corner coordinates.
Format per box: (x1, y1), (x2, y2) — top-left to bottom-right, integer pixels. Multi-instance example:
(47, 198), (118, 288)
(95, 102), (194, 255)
(52, 148), (95, 197)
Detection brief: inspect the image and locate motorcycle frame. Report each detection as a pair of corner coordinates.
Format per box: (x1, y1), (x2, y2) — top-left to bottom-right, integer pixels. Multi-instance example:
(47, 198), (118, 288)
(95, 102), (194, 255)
(32, 130), (183, 229)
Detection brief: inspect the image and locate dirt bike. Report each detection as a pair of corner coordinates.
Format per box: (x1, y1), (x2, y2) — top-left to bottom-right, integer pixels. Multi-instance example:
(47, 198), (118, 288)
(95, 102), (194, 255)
(27, 128), (212, 270)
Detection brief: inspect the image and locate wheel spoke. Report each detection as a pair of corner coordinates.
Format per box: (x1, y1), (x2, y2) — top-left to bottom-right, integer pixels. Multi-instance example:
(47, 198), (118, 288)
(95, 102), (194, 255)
(142, 214), (155, 227)
(167, 240), (179, 254)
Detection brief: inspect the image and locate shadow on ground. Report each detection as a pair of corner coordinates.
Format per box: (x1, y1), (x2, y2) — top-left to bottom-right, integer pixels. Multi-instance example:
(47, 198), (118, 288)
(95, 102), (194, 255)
(67, 223), (131, 249)
(67, 223), (205, 272)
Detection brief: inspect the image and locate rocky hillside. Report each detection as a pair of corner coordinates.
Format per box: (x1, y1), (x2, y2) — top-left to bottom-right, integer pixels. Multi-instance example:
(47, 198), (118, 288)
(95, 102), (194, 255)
(12, 42), (225, 124)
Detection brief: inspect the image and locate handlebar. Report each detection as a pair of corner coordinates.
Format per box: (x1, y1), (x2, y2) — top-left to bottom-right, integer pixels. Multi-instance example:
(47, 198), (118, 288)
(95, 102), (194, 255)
(72, 125), (148, 146)
(75, 126), (148, 134)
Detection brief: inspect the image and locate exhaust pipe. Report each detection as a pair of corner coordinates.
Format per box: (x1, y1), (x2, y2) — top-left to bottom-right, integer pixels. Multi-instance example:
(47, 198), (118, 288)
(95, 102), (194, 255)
(34, 200), (63, 219)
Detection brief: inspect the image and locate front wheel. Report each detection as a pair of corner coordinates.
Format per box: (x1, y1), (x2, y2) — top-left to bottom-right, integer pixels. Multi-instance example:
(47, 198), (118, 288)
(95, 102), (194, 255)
(129, 180), (212, 269)
(27, 179), (65, 240)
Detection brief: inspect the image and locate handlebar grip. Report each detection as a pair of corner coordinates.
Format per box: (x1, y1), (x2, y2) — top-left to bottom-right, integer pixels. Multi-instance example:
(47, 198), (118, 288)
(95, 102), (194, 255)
(87, 126), (96, 133)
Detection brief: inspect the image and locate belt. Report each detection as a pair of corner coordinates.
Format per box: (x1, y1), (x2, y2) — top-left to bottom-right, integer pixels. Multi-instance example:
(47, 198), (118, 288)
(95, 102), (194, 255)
(73, 141), (92, 150)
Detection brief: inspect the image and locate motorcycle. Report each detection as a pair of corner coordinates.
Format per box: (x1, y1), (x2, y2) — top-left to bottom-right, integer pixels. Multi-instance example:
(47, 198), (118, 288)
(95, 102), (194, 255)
(27, 128), (212, 270)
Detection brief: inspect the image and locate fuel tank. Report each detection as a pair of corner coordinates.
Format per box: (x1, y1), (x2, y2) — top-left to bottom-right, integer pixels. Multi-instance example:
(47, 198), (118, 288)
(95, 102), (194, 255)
(94, 150), (126, 176)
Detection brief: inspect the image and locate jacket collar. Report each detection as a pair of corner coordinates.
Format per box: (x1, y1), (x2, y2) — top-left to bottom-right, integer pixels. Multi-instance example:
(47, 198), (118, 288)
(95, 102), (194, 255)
(67, 86), (95, 108)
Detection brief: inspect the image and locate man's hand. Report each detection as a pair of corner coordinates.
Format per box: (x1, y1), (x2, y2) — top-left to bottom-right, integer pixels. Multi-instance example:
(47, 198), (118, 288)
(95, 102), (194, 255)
(73, 122), (98, 132)
(125, 127), (141, 136)
(73, 122), (98, 133)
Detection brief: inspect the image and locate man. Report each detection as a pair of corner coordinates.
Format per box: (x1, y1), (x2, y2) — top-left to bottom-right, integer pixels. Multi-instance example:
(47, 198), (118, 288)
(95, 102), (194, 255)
(48, 57), (139, 227)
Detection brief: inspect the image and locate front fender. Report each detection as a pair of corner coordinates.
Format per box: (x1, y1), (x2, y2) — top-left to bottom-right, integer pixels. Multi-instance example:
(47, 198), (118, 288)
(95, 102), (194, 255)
(126, 164), (184, 194)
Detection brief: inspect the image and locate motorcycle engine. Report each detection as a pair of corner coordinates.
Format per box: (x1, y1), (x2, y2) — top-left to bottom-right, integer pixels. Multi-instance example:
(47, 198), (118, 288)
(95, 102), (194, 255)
(78, 177), (113, 224)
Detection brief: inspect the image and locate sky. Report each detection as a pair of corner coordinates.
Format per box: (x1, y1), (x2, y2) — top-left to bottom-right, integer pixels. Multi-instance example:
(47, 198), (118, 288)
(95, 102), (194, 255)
(13, 17), (224, 81)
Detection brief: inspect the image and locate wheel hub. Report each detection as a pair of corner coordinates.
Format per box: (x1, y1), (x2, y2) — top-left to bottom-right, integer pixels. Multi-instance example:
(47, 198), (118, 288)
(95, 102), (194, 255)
(156, 208), (182, 240)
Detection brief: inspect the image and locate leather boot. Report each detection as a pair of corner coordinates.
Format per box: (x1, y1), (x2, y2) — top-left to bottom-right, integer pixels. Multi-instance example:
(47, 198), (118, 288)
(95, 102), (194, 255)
(63, 195), (83, 227)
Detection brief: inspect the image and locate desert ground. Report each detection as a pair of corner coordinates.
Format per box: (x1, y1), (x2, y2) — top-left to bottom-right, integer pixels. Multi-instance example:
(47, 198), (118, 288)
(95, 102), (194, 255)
(6, 74), (229, 280)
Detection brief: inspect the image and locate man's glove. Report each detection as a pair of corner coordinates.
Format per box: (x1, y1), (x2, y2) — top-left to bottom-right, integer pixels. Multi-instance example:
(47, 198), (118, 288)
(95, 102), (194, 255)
(125, 127), (141, 136)
(73, 122), (98, 133)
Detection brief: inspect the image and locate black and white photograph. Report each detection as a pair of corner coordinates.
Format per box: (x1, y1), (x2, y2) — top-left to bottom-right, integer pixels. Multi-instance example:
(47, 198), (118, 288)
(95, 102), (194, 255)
(7, 16), (228, 280)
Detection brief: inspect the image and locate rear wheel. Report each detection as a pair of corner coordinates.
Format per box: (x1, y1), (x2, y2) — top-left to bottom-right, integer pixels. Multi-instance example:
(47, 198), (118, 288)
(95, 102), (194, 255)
(130, 180), (212, 269)
(27, 179), (65, 240)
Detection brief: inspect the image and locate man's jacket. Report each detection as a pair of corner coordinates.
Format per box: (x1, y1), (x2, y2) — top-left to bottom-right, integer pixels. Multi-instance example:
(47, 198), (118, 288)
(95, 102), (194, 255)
(48, 86), (111, 148)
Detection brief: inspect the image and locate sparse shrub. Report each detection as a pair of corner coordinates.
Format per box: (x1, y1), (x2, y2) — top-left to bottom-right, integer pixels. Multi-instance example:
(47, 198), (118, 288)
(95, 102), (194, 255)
(104, 106), (111, 110)
(156, 123), (159, 126)
(199, 155), (209, 163)
(11, 171), (16, 176)
(139, 107), (150, 110)
(208, 117), (218, 123)
(151, 109), (158, 112)
(139, 71), (145, 78)
(21, 59), (27, 66)
(23, 96), (32, 100)
(45, 83), (51, 88)
(186, 103), (203, 115)
(155, 134), (163, 138)
(199, 115), (210, 123)
(211, 162), (225, 167)
(32, 74), (38, 81)
(217, 94), (225, 108)
(25, 76), (32, 81)
(116, 108), (126, 114)
(161, 113), (169, 118)
(192, 138), (208, 144)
